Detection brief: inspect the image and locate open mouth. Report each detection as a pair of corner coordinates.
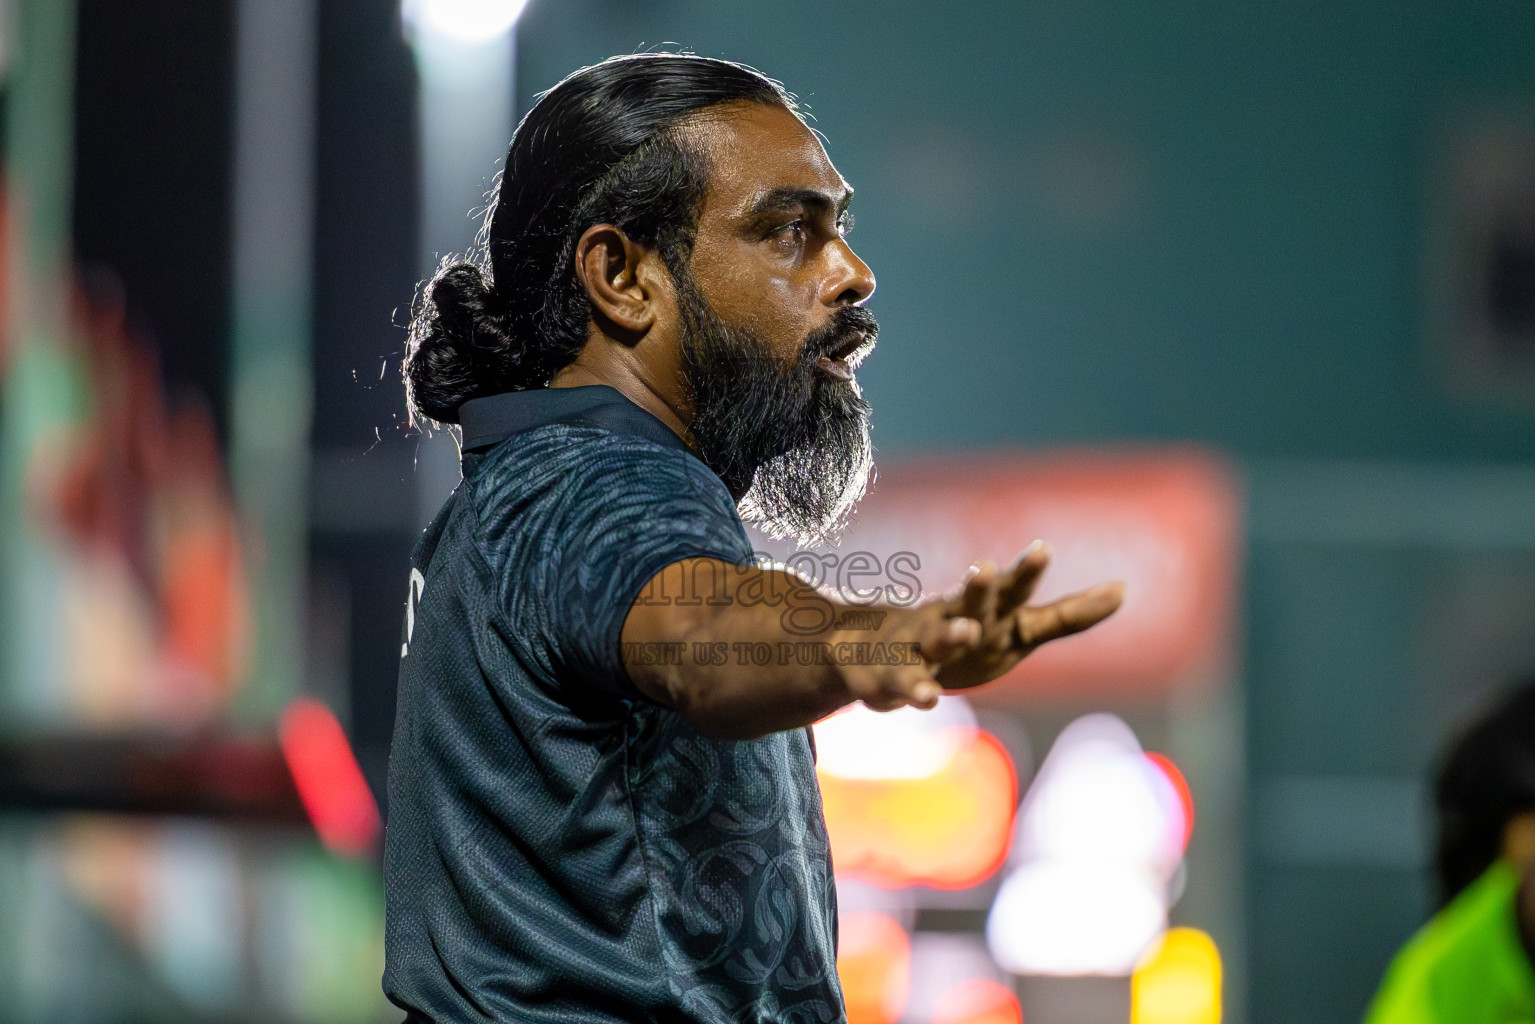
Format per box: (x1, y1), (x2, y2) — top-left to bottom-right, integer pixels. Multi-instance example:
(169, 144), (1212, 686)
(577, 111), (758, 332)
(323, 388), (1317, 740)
(814, 329), (873, 382)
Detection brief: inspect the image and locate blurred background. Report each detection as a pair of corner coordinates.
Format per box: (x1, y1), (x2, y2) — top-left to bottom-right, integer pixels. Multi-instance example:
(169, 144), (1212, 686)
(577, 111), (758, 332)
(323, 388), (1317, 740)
(2, 0), (1534, 1022)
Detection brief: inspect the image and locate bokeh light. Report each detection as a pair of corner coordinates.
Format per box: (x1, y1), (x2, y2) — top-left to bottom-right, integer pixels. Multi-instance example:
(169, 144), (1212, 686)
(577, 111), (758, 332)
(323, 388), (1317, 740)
(1131, 927), (1222, 1024)
(278, 698), (381, 857)
(402, 0), (529, 43)
(814, 696), (977, 780)
(931, 977), (1024, 1024)
(988, 713), (1193, 975)
(988, 860), (1167, 976)
(837, 911), (911, 1024)
(1015, 714), (1188, 876)
(1145, 752), (1195, 849)
(816, 710), (1017, 889)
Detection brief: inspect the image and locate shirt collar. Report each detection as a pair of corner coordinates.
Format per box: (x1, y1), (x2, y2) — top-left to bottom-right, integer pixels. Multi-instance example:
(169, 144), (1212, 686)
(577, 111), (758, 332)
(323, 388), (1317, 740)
(457, 385), (691, 456)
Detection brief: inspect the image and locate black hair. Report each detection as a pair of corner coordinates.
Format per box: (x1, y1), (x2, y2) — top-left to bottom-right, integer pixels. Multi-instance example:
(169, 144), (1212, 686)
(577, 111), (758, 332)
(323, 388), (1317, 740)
(1434, 676), (1535, 906)
(404, 53), (797, 426)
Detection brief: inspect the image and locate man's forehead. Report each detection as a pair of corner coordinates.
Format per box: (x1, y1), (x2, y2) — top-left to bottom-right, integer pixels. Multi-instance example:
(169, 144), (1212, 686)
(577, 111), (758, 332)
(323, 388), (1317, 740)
(689, 102), (851, 214)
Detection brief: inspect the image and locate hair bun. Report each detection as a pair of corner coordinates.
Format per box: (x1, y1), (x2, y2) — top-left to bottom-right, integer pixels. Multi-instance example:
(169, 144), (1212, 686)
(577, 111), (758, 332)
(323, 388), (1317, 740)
(404, 261), (519, 426)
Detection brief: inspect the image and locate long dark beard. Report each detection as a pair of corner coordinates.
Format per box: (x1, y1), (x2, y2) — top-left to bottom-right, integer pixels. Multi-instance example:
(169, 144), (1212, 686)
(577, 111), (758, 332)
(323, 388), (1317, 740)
(674, 265), (876, 547)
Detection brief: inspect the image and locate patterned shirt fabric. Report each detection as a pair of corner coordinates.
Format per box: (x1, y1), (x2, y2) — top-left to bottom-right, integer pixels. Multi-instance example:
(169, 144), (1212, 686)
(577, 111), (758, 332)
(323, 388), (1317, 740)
(383, 385), (844, 1024)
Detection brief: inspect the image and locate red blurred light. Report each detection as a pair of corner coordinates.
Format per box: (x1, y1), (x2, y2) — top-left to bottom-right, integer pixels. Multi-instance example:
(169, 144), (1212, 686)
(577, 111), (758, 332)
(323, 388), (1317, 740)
(804, 451), (1242, 700)
(1145, 752), (1194, 848)
(278, 697), (380, 856)
(933, 978), (1024, 1024)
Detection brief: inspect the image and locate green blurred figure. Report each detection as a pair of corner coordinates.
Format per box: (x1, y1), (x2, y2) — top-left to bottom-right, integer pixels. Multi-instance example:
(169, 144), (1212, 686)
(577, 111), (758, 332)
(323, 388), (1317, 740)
(1365, 680), (1535, 1023)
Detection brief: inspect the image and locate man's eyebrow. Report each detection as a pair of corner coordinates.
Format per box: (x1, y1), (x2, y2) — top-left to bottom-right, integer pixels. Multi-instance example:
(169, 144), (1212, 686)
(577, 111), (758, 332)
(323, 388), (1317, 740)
(745, 186), (854, 219)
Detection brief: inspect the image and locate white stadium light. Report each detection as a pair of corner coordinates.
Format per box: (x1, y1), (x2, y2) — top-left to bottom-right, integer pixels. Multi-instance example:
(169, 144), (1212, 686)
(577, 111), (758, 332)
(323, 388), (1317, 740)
(986, 861), (1167, 976)
(987, 713), (1189, 977)
(812, 696), (978, 780)
(1016, 715), (1186, 876)
(403, 0), (530, 44)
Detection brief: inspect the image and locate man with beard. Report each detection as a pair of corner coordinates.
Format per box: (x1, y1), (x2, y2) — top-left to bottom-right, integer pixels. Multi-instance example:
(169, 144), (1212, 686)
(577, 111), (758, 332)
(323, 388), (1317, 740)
(385, 54), (1123, 1023)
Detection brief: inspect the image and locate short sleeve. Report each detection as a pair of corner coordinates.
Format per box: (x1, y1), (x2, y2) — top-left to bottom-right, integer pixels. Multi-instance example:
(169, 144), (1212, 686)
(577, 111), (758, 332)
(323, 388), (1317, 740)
(473, 429), (753, 702)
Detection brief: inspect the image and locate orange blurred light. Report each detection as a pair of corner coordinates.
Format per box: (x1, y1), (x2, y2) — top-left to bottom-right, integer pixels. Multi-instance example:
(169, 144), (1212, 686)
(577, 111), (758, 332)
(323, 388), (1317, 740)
(838, 912), (911, 1024)
(1131, 927), (1222, 1024)
(932, 978), (1023, 1024)
(818, 729), (1016, 889)
(278, 697), (380, 856)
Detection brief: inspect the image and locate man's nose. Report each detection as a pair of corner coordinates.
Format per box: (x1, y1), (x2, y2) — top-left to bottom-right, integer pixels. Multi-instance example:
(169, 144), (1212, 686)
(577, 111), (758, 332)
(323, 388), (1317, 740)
(821, 237), (876, 307)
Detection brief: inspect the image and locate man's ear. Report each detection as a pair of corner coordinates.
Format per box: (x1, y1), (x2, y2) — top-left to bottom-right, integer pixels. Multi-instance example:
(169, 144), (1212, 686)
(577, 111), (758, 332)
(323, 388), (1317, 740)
(574, 223), (660, 340)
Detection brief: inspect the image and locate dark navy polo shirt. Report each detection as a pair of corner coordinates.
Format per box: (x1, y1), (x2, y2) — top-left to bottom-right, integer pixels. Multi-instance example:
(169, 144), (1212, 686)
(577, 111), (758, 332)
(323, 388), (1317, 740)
(383, 385), (843, 1024)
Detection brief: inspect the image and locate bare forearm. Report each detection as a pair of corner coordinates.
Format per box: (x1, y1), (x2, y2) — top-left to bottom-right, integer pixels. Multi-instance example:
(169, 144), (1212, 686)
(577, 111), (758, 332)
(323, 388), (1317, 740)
(620, 560), (868, 738)
(670, 613), (861, 738)
(618, 548), (1122, 740)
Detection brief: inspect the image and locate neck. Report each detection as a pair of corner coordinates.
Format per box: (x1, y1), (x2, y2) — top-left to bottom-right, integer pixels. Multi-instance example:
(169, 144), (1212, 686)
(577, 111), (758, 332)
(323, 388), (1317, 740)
(548, 348), (696, 451)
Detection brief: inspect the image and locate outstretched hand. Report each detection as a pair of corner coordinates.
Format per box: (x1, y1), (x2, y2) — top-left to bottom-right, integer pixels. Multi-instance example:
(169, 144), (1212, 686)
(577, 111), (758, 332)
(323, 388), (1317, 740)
(934, 541), (1124, 689)
(839, 542), (1123, 713)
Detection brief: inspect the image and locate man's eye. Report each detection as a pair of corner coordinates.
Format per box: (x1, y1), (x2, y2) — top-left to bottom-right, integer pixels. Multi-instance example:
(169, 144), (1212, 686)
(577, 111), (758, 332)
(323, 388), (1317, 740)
(773, 220), (805, 243)
(837, 211), (855, 236)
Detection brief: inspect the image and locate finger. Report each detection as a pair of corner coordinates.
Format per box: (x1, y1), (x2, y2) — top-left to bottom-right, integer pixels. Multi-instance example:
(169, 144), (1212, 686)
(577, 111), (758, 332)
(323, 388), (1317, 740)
(862, 692), (906, 713)
(907, 677), (942, 709)
(960, 561), (999, 623)
(884, 674), (941, 710)
(917, 615), (982, 663)
(863, 671), (941, 712)
(939, 562), (982, 615)
(1016, 581), (1125, 648)
(999, 540), (1051, 613)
